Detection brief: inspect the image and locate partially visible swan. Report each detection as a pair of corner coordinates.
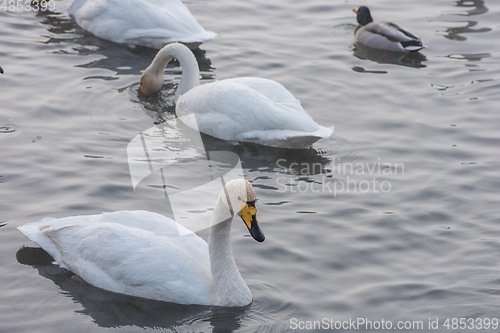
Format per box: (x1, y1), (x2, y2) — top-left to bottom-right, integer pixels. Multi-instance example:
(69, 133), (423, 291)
(140, 43), (334, 148)
(66, 0), (216, 48)
(18, 179), (265, 307)
(352, 6), (424, 52)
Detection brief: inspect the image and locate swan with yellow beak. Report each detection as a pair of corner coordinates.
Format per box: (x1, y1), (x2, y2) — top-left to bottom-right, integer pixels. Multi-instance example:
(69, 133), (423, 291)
(19, 179), (265, 307)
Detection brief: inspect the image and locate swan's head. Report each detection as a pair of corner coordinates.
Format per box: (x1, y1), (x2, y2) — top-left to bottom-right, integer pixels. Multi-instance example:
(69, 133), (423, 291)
(223, 179), (265, 242)
(353, 6), (373, 26)
(139, 64), (165, 96)
(139, 43), (200, 99)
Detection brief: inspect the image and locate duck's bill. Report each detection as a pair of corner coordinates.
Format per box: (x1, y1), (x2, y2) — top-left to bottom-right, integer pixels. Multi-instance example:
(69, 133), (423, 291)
(352, 7), (359, 13)
(240, 201), (265, 242)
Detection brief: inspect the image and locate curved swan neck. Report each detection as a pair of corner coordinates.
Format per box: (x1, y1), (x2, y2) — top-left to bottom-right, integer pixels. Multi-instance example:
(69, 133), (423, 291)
(208, 196), (252, 306)
(152, 43), (200, 102)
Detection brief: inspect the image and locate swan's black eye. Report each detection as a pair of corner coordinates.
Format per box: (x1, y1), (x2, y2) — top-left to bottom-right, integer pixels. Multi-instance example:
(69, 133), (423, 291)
(237, 196), (242, 201)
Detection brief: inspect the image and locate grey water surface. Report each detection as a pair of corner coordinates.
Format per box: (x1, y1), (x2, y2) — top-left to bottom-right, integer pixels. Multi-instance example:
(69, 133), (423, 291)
(1, 0), (500, 332)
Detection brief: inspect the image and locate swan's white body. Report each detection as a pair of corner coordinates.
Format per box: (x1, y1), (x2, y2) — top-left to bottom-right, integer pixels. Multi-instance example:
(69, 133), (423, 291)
(140, 43), (334, 148)
(68, 0), (216, 48)
(177, 77), (334, 147)
(18, 180), (264, 307)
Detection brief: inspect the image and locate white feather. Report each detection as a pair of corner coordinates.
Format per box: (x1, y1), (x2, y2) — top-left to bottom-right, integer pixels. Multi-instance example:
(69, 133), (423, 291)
(69, 0), (216, 48)
(18, 180), (261, 307)
(141, 44), (334, 148)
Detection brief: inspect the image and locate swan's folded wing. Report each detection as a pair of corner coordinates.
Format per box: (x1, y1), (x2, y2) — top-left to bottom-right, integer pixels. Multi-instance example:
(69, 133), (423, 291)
(19, 215), (214, 304)
(70, 0), (215, 47)
(18, 217), (68, 269)
(176, 78), (333, 142)
(98, 211), (195, 236)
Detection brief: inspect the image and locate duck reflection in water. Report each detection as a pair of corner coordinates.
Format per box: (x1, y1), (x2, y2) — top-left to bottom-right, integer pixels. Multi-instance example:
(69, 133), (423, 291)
(442, 0), (490, 41)
(353, 43), (427, 69)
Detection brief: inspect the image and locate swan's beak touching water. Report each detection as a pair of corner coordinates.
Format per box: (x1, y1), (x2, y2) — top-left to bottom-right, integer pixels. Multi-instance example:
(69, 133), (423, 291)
(239, 200), (265, 242)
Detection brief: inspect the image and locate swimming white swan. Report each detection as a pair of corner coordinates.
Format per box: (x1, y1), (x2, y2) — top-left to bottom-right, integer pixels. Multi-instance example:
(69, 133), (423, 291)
(352, 6), (424, 52)
(140, 43), (334, 148)
(18, 179), (265, 307)
(66, 0), (216, 48)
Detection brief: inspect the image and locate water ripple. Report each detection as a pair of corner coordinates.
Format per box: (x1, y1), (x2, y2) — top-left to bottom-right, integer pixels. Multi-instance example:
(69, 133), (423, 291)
(0, 124), (16, 133)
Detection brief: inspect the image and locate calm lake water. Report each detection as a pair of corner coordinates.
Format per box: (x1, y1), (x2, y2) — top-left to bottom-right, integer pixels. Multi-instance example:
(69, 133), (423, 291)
(1, 0), (500, 332)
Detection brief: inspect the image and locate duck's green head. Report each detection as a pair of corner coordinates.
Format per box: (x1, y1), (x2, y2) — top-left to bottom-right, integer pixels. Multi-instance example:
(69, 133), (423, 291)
(353, 6), (373, 26)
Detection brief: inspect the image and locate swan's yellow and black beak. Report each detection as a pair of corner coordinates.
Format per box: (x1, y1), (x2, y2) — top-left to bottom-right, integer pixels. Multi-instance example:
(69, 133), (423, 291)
(239, 200), (265, 242)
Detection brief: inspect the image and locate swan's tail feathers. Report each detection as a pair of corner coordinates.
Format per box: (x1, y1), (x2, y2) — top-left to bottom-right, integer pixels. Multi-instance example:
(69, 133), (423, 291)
(168, 30), (217, 44)
(187, 30), (217, 43)
(17, 218), (68, 269)
(286, 126), (334, 148)
(312, 125), (334, 139)
(17, 218), (53, 244)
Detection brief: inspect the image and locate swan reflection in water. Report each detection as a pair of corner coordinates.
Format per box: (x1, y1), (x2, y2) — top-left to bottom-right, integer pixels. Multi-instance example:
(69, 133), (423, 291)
(16, 246), (247, 332)
(36, 8), (213, 77)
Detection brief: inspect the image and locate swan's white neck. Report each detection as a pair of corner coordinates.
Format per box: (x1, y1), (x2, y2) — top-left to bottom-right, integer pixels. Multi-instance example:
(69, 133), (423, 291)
(209, 196), (252, 307)
(152, 43), (200, 102)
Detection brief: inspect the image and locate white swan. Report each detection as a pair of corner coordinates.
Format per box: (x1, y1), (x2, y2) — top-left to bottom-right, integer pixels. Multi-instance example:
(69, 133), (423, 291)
(18, 179), (265, 307)
(140, 43), (334, 148)
(67, 0), (216, 48)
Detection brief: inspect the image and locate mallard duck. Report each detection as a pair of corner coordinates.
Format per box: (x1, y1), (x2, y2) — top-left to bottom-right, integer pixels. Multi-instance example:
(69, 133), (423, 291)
(140, 43), (334, 148)
(18, 179), (265, 307)
(66, 0), (216, 48)
(352, 6), (424, 52)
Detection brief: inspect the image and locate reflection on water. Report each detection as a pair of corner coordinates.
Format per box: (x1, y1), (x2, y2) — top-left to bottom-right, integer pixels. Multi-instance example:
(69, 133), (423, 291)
(130, 119), (332, 207)
(440, 0), (490, 41)
(352, 43), (426, 69)
(454, 0), (488, 16)
(446, 53), (491, 62)
(443, 21), (491, 41)
(4, 0), (500, 331)
(130, 95), (333, 192)
(37, 9), (213, 78)
(201, 135), (332, 175)
(16, 247), (247, 332)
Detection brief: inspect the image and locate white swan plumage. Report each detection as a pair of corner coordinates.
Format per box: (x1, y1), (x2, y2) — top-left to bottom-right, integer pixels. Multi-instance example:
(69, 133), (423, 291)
(139, 43), (334, 148)
(67, 0), (216, 48)
(18, 179), (265, 307)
